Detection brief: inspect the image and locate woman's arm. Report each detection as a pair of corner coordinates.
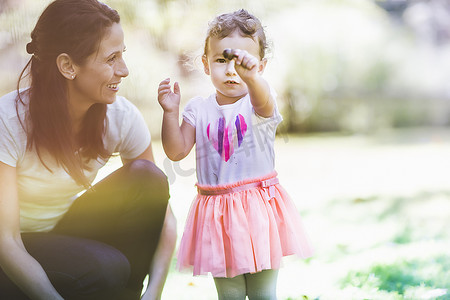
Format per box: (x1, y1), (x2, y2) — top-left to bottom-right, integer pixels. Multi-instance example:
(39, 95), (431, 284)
(121, 144), (177, 300)
(0, 161), (63, 300)
(141, 206), (177, 300)
(121, 143), (155, 165)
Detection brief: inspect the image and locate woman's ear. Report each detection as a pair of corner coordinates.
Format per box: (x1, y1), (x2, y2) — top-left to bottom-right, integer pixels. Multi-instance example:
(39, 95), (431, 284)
(56, 53), (77, 80)
(258, 58), (268, 75)
(202, 55), (210, 75)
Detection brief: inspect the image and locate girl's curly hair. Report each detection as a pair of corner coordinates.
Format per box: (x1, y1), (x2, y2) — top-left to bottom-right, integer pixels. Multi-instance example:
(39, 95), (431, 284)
(204, 9), (267, 59)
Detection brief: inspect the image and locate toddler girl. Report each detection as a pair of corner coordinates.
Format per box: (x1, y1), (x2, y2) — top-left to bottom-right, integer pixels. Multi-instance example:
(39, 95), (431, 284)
(158, 9), (313, 300)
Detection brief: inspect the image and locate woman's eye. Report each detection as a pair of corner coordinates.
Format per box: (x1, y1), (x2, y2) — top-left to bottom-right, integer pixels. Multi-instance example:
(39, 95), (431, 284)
(108, 56), (116, 63)
(216, 58), (226, 63)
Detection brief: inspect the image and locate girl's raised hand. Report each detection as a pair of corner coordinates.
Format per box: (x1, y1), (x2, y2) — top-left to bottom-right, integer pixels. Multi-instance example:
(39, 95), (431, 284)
(158, 78), (181, 113)
(223, 48), (260, 81)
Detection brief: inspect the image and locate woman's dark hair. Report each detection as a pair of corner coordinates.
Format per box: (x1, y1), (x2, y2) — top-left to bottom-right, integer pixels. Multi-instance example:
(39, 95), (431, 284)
(16, 0), (120, 187)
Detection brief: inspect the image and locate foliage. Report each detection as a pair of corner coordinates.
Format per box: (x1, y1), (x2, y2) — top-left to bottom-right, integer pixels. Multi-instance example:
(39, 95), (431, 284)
(1, 0), (449, 137)
(270, 1), (446, 134)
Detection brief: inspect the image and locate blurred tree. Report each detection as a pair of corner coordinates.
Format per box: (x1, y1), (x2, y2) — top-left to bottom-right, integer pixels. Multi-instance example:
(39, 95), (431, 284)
(376, 0), (450, 45)
(2, 0), (449, 137)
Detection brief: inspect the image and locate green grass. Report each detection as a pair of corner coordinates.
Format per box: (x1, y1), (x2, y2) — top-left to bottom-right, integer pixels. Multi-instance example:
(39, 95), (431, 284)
(142, 128), (450, 299)
(342, 255), (450, 297)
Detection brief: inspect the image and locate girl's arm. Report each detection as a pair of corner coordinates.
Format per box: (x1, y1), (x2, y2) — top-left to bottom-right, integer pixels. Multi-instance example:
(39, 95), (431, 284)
(246, 75), (275, 118)
(158, 78), (195, 161)
(233, 50), (275, 118)
(0, 161), (64, 300)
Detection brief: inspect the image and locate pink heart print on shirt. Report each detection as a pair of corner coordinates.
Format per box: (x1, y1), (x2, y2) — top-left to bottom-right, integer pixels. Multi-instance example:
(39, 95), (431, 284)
(207, 114), (247, 162)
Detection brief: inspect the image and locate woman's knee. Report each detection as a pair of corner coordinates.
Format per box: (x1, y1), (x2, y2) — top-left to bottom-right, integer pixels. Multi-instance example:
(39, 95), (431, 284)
(127, 159), (170, 200)
(127, 159), (167, 184)
(123, 160), (170, 241)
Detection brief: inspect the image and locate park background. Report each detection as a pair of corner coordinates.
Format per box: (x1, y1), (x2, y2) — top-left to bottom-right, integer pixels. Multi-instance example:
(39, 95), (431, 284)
(1, 0), (449, 299)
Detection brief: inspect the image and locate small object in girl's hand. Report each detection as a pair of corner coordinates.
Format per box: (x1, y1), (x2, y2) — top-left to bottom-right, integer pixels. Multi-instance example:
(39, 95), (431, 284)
(223, 48), (236, 60)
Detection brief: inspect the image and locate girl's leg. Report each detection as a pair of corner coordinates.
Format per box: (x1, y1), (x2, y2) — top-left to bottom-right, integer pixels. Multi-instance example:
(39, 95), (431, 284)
(0, 232), (130, 300)
(52, 159), (170, 298)
(244, 269), (279, 300)
(214, 275), (247, 300)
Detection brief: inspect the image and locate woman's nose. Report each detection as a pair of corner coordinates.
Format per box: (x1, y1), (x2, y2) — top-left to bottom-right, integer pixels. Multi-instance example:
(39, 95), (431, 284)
(116, 58), (129, 77)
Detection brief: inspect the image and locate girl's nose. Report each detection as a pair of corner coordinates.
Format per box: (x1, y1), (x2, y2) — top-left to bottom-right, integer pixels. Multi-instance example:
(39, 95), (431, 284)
(225, 60), (236, 76)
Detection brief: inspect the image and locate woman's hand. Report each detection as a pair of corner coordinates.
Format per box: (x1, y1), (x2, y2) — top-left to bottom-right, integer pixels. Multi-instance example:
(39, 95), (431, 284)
(0, 162), (63, 300)
(158, 78), (181, 114)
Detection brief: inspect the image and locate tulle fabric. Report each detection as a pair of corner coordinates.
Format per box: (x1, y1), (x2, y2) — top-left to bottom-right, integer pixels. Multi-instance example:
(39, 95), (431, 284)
(177, 172), (313, 278)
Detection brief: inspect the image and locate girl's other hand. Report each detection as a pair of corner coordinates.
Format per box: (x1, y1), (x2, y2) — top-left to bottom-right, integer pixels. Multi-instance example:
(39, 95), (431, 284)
(158, 78), (181, 113)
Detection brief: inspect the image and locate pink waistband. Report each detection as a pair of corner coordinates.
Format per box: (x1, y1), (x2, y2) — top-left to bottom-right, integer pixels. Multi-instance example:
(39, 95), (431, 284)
(197, 173), (279, 196)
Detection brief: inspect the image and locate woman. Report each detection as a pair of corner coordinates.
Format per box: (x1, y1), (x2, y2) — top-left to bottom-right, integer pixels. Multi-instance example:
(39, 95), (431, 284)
(0, 0), (176, 299)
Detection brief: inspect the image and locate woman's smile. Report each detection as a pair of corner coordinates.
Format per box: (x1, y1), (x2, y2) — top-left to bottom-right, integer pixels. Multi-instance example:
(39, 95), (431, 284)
(106, 81), (121, 91)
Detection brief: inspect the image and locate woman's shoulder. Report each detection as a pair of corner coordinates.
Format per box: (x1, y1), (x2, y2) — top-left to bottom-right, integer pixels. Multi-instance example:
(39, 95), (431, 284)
(105, 96), (145, 132)
(0, 89), (26, 119)
(106, 95), (143, 120)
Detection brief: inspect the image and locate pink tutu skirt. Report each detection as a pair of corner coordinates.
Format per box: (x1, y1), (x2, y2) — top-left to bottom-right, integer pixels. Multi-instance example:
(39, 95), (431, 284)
(177, 171), (313, 278)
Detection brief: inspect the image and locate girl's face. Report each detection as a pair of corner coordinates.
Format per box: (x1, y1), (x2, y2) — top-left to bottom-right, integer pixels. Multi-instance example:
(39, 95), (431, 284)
(69, 22), (128, 112)
(203, 30), (263, 105)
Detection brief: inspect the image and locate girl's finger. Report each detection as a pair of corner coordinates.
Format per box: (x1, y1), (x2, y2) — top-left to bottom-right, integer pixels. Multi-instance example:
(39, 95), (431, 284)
(243, 57), (257, 70)
(158, 90), (169, 98)
(223, 48), (238, 60)
(173, 82), (180, 95)
(158, 84), (172, 92)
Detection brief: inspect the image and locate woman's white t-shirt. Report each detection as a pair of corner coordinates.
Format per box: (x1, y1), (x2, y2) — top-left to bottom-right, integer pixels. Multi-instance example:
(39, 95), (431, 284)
(0, 90), (150, 232)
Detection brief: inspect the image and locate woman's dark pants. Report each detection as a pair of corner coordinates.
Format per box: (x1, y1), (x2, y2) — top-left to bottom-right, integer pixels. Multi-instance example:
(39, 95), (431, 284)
(0, 159), (170, 300)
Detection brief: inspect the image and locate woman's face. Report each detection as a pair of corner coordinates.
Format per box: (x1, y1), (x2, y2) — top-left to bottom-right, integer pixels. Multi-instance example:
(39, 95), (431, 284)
(69, 22), (128, 111)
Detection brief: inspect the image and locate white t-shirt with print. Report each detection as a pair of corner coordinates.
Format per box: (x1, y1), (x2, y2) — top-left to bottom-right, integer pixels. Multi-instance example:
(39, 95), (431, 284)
(182, 92), (282, 186)
(0, 90), (151, 232)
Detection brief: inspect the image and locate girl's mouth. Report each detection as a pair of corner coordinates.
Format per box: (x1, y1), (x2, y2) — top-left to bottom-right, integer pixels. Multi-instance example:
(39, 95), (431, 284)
(225, 80), (238, 85)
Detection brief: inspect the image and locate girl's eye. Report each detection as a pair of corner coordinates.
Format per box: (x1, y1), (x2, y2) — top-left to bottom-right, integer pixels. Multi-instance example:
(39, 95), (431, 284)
(216, 58), (226, 63)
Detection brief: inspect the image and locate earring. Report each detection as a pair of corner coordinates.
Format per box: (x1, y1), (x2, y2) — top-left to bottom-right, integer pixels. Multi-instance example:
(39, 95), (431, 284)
(71, 74), (76, 79)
